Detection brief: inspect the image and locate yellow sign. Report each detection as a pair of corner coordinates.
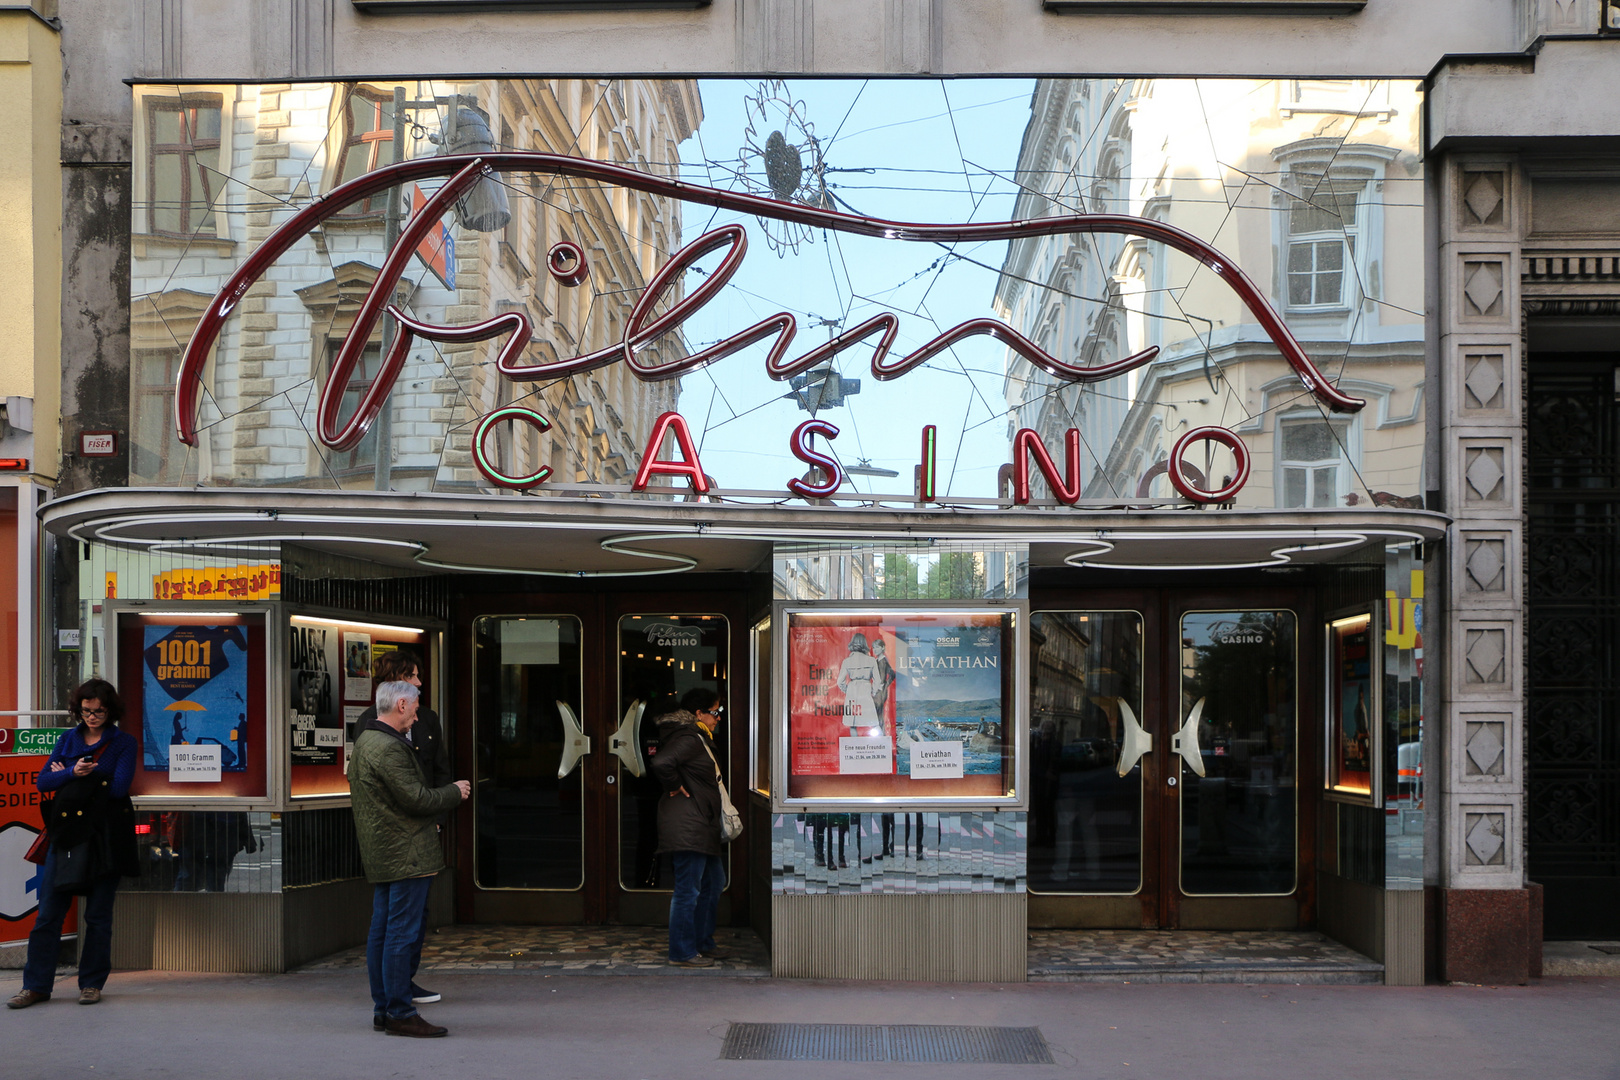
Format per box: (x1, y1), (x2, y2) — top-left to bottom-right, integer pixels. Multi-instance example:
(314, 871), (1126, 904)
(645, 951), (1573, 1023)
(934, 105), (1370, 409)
(152, 564), (281, 601)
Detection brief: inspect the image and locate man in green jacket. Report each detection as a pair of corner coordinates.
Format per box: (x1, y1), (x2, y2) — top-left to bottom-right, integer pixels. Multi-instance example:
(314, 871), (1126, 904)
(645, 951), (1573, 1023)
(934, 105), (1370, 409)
(349, 680), (468, 1038)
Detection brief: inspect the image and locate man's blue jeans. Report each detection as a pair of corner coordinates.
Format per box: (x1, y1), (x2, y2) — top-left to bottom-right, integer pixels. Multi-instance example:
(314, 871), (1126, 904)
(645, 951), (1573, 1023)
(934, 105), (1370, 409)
(21, 849), (119, 995)
(367, 876), (434, 1019)
(667, 851), (723, 962)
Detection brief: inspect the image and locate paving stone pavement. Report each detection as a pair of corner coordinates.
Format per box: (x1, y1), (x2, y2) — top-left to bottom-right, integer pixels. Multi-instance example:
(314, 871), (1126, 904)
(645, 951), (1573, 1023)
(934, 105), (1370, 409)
(1028, 929), (1383, 983)
(294, 924), (1380, 983)
(296, 923), (773, 976)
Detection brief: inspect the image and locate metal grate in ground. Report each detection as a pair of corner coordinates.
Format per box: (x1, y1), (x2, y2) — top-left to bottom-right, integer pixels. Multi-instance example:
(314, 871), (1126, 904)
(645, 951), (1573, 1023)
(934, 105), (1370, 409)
(721, 1023), (1054, 1064)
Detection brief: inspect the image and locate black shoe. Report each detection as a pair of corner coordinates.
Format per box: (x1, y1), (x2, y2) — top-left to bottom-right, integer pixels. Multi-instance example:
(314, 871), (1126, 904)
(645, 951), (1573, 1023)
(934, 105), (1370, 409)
(385, 1014), (448, 1038)
(374, 1013), (386, 1031)
(699, 948), (730, 960)
(409, 984), (440, 1004)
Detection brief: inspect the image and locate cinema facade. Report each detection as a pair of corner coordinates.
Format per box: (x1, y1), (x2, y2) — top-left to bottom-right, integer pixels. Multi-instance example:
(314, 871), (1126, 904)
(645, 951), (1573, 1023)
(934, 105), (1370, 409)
(33, 0), (1620, 985)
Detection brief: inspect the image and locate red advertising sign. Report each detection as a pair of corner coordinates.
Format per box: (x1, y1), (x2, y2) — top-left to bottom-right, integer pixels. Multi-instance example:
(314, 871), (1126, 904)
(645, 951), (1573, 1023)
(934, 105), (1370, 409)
(0, 754), (76, 947)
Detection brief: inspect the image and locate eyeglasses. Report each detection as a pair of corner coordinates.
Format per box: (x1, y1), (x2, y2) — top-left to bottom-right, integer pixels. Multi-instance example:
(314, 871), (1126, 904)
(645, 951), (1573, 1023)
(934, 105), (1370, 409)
(80, 708), (108, 719)
(703, 705), (724, 717)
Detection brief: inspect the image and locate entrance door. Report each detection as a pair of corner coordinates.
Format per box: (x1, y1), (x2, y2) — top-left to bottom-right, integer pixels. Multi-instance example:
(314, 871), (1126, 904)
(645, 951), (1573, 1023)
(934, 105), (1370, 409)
(1027, 589), (1312, 929)
(458, 593), (740, 924)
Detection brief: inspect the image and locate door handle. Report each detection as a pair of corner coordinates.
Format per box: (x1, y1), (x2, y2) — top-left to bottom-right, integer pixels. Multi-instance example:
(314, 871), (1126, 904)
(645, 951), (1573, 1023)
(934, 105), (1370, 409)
(1115, 700), (1153, 777)
(610, 699), (647, 777)
(1171, 696), (1207, 778)
(556, 700), (592, 779)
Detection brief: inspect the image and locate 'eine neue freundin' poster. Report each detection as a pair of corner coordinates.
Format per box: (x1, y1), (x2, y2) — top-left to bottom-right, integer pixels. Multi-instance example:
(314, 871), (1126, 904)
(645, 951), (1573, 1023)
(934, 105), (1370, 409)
(789, 618), (1002, 778)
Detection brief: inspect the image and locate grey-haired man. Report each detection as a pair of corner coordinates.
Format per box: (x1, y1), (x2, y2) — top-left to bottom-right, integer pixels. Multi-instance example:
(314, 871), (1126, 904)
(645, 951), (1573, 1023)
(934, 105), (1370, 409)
(348, 680), (469, 1037)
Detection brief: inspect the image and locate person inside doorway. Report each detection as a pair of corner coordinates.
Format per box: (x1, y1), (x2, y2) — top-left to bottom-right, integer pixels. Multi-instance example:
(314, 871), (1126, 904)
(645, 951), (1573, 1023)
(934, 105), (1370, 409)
(651, 689), (727, 967)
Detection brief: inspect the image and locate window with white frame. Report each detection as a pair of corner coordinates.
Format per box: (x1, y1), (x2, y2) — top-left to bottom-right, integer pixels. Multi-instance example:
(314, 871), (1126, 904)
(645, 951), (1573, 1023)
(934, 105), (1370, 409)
(1278, 416), (1353, 508)
(1285, 173), (1363, 309)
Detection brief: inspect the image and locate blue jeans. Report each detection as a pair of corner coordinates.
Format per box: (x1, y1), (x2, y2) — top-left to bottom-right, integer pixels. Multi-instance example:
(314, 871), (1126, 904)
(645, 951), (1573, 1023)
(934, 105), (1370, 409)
(367, 876), (434, 1020)
(22, 849), (119, 995)
(667, 851), (723, 962)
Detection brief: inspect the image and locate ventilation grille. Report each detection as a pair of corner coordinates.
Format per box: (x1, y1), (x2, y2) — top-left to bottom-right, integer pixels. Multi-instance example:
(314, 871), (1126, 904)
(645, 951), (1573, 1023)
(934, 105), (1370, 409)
(721, 1023), (1054, 1064)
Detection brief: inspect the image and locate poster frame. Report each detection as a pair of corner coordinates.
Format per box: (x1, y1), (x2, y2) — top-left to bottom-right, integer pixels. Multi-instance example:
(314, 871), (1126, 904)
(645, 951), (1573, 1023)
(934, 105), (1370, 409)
(106, 602), (278, 809)
(1324, 604), (1381, 807)
(770, 600), (1029, 813)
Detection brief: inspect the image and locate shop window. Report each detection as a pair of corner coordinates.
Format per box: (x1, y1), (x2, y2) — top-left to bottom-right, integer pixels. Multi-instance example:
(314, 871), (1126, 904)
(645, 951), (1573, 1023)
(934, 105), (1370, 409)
(1278, 417), (1352, 508)
(146, 95), (223, 237)
(332, 86), (400, 217)
(1286, 173), (1361, 309)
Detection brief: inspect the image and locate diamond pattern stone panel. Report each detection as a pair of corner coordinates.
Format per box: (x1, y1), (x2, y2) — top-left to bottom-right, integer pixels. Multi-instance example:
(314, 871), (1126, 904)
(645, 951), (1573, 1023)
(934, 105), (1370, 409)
(1463, 172), (1504, 227)
(1464, 353), (1506, 410)
(1465, 627), (1507, 684)
(1465, 812), (1507, 866)
(1466, 720), (1507, 776)
(1465, 538), (1507, 592)
(1465, 446), (1507, 503)
(1463, 260), (1505, 317)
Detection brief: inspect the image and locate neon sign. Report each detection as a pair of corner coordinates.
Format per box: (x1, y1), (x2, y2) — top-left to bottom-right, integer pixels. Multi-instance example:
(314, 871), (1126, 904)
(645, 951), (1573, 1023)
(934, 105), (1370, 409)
(175, 152), (1365, 505)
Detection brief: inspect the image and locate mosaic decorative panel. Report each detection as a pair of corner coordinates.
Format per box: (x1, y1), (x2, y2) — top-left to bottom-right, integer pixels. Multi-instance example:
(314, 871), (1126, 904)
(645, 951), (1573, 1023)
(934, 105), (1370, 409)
(772, 811), (1025, 894)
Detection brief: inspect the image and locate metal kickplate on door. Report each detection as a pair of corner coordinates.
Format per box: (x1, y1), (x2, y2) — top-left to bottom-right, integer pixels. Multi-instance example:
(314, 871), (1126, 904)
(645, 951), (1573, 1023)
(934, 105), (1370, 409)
(721, 1023), (1055, 1064)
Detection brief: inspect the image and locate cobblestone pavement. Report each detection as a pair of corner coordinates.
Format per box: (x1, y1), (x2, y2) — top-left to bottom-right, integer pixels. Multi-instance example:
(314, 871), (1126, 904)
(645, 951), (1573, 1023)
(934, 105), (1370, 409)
(294, 924), (1379, 982)
(296, 923), (772, 976)
(1028, 929), (1383, 983)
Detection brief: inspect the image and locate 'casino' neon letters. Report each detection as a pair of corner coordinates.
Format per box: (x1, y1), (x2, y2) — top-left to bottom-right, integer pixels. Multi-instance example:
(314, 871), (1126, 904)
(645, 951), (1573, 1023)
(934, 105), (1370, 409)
(174, 153), (1367, 505)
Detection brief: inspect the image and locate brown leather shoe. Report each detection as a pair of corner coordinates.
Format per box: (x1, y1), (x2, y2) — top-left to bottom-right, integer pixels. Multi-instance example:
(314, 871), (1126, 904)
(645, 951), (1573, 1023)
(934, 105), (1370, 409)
(384, 1014), (448, 1038)
(670, 955), (715, 967)
(78, 988), (102, 1005)
(6, 990), (49, 1009)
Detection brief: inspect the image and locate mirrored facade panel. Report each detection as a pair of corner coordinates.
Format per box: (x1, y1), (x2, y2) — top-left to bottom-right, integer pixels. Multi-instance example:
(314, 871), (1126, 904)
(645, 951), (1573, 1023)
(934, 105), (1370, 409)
(130, 78), (1423, 512)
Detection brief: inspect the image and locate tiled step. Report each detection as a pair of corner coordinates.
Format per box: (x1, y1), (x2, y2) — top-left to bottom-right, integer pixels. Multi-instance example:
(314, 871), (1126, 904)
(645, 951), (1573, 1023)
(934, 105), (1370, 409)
(1027, 929), (1385, 985)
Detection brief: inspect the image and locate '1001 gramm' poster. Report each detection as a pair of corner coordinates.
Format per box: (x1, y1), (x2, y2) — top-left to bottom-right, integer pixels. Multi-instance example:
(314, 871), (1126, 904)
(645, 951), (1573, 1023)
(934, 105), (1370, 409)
(142, 625), (250, 773)
(789, 615), (1005, 781)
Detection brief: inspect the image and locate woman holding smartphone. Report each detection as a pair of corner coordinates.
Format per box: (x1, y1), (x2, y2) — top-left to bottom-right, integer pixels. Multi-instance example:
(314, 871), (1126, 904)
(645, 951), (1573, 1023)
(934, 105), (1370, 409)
(7, 679), (139, 1009)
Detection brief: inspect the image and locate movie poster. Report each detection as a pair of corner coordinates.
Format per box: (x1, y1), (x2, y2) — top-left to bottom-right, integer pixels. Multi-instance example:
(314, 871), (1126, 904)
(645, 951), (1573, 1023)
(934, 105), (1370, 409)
(141, 625), (251, 773)
(788, 616), (1004, 779)
(1331, 615), (1374, 795)
(289, 623), (342, 765)
(343, 632), (373, 702)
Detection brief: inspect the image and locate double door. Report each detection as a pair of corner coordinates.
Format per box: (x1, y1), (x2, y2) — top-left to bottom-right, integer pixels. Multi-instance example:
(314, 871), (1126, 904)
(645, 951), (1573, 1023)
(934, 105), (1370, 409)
(454, 592), (745, 924)
(1027, 589), (1316, 929)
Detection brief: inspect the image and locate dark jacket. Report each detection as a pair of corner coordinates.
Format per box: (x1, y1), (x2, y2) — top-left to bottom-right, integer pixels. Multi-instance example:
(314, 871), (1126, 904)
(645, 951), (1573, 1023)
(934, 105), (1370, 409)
(348, 718), (463, 883)
(649, 711), (722, 857)
(357, 704), (452, 789)
(39, 725), (140, 877)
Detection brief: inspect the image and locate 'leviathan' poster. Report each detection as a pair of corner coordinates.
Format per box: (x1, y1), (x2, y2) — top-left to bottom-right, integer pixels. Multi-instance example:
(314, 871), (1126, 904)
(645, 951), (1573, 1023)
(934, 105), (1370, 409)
(788, 617), (1003, 778)
(142, 625), (250, 772)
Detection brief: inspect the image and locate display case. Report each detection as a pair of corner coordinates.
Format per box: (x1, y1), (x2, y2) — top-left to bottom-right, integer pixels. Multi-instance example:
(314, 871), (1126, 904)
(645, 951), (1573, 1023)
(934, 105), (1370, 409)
(117, 607), (272, 802)
(772, 603), (1026, 809)
(288, 612), (437, 799)
(1325, 608), (1379, 804)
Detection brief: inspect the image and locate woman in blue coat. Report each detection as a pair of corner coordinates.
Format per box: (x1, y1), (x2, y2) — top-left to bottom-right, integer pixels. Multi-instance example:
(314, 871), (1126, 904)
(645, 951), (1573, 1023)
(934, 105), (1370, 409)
(7, 679), (139, 1009)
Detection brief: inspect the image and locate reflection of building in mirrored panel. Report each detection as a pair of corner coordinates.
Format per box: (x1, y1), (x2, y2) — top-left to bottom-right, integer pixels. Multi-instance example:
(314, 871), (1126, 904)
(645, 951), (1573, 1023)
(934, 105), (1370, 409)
(997, 80), (1424, 510)
(129, 79), (701, 492)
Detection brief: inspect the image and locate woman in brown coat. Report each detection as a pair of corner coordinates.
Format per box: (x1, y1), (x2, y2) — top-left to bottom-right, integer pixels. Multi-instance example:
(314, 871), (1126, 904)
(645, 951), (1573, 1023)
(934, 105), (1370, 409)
(650, 688), (725, 966)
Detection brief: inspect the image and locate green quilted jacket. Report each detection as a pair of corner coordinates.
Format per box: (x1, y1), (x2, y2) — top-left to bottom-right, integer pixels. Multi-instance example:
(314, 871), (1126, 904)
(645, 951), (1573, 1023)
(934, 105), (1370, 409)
(348, 719), (462, 883)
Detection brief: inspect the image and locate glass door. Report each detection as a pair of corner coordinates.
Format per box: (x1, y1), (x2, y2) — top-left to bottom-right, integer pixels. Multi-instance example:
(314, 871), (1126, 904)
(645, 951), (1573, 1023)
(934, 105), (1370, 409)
(471, 615), (587, 893)
(1028, 596), (1308, 930)
(614, 612), (729, 923)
